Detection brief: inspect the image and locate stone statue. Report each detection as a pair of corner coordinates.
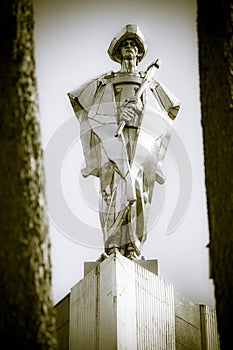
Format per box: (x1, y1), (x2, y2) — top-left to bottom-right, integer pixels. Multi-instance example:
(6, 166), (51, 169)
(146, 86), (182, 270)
(68, 24), (180, 259)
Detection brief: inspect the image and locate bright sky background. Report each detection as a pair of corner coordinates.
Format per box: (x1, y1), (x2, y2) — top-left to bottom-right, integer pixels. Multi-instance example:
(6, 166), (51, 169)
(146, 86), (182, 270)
(34, 0), (215, 307)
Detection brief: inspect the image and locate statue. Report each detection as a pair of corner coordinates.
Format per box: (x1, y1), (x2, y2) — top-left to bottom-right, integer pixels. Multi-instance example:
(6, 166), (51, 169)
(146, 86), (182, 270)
(68, 24), (180, 259)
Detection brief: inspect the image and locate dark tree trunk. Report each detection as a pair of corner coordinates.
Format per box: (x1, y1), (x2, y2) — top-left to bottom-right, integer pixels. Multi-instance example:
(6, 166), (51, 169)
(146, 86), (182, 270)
(197, 1), (233, 348)
(0, 1), (57, 348)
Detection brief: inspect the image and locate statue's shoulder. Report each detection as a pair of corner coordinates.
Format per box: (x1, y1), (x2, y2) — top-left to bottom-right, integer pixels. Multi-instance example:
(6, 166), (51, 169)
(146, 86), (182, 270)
(149, 78), (181, 120)
(68, 71), (113, 98)
(67, 71), (114, 111)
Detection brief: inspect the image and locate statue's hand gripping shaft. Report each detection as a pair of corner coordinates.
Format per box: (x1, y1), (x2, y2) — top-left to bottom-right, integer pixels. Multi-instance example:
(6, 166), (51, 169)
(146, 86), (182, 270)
(119, 97), (142, 123)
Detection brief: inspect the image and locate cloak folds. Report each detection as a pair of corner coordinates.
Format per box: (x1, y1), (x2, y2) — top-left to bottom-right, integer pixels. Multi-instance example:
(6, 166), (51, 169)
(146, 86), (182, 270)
(68, 71), (180, 254)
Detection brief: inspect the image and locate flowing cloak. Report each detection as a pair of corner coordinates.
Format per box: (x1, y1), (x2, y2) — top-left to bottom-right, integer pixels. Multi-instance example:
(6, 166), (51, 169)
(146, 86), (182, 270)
(68, 71), (180, 253)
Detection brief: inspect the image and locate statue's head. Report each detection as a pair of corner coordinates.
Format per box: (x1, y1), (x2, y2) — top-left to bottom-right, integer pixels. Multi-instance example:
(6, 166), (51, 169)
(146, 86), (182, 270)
(108, 24), (147, 64)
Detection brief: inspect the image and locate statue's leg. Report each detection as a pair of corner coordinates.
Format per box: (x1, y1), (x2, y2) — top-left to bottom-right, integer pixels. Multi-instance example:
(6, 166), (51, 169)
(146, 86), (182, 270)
(124, 174), (149, 259)
(121, 127), (144, 259)
(100, 170), (132, 255)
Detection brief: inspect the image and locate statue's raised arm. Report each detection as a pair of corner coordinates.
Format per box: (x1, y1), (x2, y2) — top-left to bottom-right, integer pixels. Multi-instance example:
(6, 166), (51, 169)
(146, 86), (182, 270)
(68, 24), (180, 260)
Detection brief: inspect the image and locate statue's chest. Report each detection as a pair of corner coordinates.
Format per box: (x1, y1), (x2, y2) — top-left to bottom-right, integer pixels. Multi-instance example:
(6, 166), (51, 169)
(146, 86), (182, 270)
(113, 82), (140, 105)
(112, 74), (143, 106)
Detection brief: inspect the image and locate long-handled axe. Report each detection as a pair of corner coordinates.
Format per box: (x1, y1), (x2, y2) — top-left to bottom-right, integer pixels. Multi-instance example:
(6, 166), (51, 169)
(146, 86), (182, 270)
(115, 58), (161, 137)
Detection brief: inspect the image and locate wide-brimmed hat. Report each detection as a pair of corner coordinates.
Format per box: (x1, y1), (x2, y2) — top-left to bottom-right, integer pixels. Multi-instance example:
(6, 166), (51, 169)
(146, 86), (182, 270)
(108, 24), (147, 63)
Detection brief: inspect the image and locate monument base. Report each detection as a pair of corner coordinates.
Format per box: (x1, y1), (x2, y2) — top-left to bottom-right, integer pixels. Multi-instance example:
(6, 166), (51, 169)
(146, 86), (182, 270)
(55, 253), (220, 350)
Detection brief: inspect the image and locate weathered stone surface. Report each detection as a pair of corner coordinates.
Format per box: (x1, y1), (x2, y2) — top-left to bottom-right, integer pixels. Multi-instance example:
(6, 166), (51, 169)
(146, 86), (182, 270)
(71, 253), (175, 349)
(55, 256), (220, 350)
(175, 291), (201, 328)
(84, 257), (158, 276)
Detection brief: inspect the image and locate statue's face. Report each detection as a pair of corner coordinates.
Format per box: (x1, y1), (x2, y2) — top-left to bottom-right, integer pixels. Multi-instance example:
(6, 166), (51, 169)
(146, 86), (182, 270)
(121, 39), (139, 60)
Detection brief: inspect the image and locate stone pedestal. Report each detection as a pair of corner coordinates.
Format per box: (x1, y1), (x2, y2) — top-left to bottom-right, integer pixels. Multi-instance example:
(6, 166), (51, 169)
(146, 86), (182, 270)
(54, 253), (220, 350)
(69, 252), (175, 350)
